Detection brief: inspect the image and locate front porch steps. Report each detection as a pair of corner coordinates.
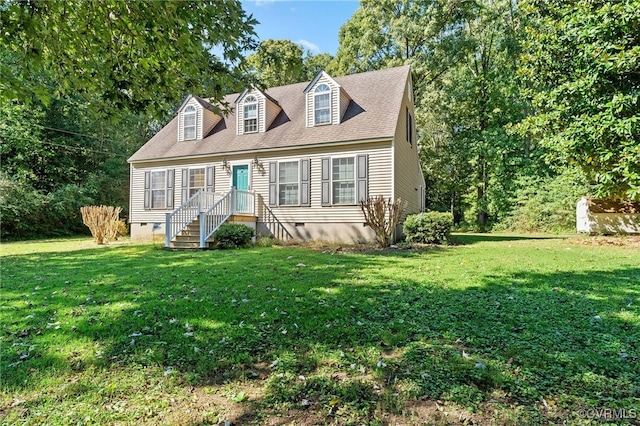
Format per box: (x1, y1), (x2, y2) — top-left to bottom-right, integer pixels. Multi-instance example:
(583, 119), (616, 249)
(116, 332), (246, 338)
(170, 221), (204, 249)
(168, 214), (258, 249)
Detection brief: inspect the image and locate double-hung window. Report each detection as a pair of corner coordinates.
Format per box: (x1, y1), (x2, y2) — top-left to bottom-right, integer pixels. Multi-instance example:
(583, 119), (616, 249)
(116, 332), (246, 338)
(321, 155), (367, 206)
(314, 84), (331, 125)
(243, 96), (258, 133)
(269, 159), (310, 207)
(183, 105), (197, 140)
(145, 169), (174, 209)
(188, 168), (205, 196)
(150, 170), (167, 209)
(278, 161), (299, 205)
(332, 157), (355, 204)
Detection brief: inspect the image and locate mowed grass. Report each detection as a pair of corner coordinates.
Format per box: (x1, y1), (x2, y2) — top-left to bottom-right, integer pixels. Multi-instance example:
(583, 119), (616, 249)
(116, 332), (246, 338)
(1, 235), (638, 425)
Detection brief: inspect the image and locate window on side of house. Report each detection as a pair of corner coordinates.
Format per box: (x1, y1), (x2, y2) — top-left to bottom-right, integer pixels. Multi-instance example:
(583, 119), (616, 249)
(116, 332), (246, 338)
(183, 105), (197, 140)
(332, 157), (355, 204)
(314, 84), (331, 125)
(243, 95), (258, 133)
(278, 161), (299, 206)
(150, 170), (167, 208)
(188, 168), (205, 196)
(406, 107), (413, 147)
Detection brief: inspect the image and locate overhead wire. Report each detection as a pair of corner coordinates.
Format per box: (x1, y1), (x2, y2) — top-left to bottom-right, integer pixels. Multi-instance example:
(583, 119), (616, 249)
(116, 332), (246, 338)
(5, 124), (136, 158)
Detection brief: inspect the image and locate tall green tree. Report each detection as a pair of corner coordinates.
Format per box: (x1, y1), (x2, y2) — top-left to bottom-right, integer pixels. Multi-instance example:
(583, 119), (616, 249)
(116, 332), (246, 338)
(333, 0), (473, 94)
(0, 95), (152, 238)
(305, 53), (335, 79)
(246, 39), (335, 87)
(517, 0), (640, 200)
(435, 0), (531, 229)
(1, 1), (259, 238)
(246, 39), (306, 87)
(334, 0), (532, 228)
(0, 0), (257, 116)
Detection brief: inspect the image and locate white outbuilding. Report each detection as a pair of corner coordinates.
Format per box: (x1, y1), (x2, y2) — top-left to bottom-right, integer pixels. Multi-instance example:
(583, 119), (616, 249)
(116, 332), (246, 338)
(576, 197), (640, 234)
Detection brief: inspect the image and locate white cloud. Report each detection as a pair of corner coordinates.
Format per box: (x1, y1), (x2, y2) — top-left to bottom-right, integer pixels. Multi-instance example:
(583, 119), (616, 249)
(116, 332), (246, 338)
(254, 0), (278, 6)
(297, 39), (320, 53)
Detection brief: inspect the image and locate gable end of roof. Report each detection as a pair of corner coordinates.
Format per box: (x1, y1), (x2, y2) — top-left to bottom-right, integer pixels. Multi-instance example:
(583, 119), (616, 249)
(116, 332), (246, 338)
(303, 70), (341, 93)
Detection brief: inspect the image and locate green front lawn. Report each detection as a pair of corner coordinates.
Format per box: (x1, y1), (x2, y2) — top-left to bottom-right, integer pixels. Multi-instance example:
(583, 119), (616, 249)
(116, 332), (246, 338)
(1, 235), (638, 425)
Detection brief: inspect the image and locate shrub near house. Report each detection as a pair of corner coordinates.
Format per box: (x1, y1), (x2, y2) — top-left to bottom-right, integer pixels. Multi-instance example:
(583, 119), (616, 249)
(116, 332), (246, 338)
(213, 223), (254, 249)
(403, 212), (453, 244)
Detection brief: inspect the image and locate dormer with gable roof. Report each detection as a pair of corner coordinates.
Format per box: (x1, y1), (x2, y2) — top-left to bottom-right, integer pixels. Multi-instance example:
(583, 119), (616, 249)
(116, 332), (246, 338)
(235, 87), (282, 135)
(177, 95), (222, 142)
(303, 70), (352, 127)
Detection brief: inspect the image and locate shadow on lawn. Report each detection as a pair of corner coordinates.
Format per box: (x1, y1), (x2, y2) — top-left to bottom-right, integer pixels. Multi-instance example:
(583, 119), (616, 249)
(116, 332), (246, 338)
(451, 233), (563, 245)
(2, 244), (639, 423)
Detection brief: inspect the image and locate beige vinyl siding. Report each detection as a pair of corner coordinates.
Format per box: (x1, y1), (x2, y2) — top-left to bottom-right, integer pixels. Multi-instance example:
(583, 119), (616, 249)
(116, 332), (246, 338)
(237, 89), (276, 134)
(258, 97), (266, 133)
(331, 82), (340, 125)
(306, 74), (339, 127)
(177, 109), (184, 142)
(131, 140), (392, 225)
(252, 141), (391, 223)
(202, 109), (221, 137)
(236, 99), (244, 135)
(264, 97), (281, 131)
(130, 164), (176, 223)
(131, 159), (227, 224)
(196, 107), (203, 140)
(181, 98), (203, 141)
(393, 77), (425, 217)
(339, 88), (351, 121)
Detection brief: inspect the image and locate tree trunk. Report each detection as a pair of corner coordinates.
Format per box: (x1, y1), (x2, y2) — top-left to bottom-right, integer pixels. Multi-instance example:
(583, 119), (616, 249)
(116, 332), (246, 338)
(477, 154), (487, 232)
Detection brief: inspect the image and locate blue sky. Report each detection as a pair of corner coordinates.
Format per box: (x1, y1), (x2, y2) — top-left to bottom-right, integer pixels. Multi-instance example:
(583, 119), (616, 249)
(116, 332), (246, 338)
(241, 0), (360, 55)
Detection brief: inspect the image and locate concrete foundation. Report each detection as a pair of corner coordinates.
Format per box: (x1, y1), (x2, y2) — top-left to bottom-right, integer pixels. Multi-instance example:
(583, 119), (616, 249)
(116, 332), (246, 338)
(132, 220), (381, 244)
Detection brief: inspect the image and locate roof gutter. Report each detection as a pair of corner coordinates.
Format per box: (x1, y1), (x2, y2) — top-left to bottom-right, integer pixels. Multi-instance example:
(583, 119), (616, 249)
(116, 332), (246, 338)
(127, 136), (393, 164)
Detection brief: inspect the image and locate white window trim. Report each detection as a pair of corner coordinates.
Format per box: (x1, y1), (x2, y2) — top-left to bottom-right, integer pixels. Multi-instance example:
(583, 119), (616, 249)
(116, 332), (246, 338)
(188, 167), (205, 196)
(330, 156), (356, 205)
(243, 96), (258, 134)
(183, 105), (197, 141)
(277, 160), (300, 206)
(313, 84), (331, 126)
(229, 162), (252, 191)
(150, 170), (167, 209)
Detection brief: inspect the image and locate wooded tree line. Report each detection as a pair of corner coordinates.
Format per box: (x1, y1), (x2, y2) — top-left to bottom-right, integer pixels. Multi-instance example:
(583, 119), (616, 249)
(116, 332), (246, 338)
(1, 0), (638, 239)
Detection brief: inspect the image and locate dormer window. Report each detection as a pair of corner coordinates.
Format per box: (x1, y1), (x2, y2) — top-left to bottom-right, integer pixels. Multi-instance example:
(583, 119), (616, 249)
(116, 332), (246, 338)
(183, 105), (197, 140)
(314, 84), (331, 125)
(243, 95), (258, 133)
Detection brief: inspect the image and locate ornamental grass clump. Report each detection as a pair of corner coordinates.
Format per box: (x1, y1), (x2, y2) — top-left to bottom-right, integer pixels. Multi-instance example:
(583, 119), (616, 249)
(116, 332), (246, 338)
(80, 205), (123, 245)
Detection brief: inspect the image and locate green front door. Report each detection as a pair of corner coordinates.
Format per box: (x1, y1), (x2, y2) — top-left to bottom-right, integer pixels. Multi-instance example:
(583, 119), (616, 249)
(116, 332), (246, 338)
(232, 165), (249, 191)
(232, 165), (249, 212)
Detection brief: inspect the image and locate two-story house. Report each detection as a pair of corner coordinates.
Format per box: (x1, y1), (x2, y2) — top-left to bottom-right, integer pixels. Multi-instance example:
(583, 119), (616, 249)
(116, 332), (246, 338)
(128, 66), (426, 248)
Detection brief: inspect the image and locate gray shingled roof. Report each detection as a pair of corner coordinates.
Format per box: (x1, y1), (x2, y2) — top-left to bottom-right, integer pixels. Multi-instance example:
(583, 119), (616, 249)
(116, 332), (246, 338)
(128, 66), (410, 162)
